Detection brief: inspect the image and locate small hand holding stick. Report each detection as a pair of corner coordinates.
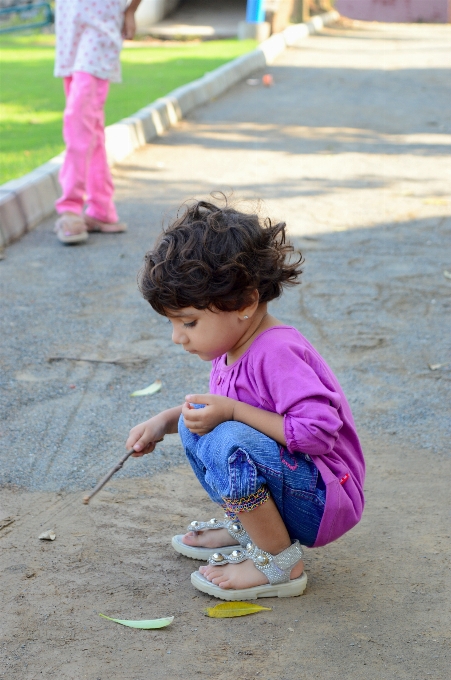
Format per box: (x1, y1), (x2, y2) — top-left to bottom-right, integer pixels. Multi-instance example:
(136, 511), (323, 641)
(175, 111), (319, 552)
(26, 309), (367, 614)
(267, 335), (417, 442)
(82, 441), (162, 505)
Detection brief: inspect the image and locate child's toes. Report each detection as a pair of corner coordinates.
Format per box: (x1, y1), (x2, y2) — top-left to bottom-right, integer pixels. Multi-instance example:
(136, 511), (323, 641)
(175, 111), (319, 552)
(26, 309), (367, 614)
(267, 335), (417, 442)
(212, 576), (230, 588)
(201, 565), (224, 582)
(181, 531), (198, 546)
(208, 569), (229, 587)
(206, 567), (222, 580)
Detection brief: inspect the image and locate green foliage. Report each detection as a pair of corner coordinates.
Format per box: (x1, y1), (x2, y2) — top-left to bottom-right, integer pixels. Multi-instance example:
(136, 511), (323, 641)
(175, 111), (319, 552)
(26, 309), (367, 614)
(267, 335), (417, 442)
(99, 614), (174, 628)
(0, 35), (256, 184)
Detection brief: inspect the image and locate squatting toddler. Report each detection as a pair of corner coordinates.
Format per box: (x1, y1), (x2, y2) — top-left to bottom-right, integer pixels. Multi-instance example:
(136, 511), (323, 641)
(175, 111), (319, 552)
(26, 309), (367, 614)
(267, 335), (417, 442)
(127, 198), (365, 601)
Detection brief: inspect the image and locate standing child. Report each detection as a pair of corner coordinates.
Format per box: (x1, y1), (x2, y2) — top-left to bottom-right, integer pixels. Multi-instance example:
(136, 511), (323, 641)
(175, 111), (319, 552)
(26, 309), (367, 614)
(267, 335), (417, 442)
(126, 198), (365, 601)
(53, 0), (142, 244)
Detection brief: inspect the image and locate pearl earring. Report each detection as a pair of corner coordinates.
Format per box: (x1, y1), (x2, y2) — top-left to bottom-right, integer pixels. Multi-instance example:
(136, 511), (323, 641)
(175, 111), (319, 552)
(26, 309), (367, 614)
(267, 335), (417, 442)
(243, 315), (249, 319)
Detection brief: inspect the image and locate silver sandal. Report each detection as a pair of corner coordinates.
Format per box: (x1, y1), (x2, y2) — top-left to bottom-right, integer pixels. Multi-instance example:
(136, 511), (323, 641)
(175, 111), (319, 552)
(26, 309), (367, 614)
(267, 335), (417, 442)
(190, 540), (307, 600)
(171, 514), (251, 560)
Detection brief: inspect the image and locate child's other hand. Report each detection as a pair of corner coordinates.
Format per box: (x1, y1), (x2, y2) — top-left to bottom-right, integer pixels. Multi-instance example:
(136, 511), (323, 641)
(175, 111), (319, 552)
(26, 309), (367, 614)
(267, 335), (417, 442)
(122, 8), (137, 40)
(126, 417), (165, 457)
(183, 394), (235, 435)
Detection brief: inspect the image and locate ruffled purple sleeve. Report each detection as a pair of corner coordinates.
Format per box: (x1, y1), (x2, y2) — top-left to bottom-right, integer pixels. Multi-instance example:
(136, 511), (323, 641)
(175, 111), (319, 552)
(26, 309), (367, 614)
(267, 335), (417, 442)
(250, 338), (343, 456)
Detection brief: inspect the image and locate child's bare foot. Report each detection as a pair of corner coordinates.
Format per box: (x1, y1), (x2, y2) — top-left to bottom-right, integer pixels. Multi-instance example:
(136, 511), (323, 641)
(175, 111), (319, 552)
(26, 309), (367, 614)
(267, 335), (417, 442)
(182, 528), (235, 549)
(199, 557), (304, 590)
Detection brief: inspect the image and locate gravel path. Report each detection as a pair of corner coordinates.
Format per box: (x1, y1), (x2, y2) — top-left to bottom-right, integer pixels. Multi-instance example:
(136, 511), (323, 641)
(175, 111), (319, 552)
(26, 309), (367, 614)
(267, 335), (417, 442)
(1, 21), (450, 679)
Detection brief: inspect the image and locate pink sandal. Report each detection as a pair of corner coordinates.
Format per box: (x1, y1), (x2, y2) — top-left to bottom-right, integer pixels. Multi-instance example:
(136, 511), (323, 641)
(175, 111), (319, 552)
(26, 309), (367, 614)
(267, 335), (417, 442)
(54, 214), (88, 245)
(85, 215), (127, 233)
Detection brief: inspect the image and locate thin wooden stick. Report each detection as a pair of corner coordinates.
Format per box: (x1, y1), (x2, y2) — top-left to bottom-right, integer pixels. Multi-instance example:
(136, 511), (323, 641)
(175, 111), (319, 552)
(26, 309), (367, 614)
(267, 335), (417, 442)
(83, 439), (165, 504)
(82, 449), (135, 504)
(83, 449), (136, 505)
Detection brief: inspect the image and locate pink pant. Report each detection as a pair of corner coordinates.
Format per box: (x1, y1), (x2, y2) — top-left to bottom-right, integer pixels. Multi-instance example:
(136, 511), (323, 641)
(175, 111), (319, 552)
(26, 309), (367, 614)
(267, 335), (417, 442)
(56, 71), (118, 223)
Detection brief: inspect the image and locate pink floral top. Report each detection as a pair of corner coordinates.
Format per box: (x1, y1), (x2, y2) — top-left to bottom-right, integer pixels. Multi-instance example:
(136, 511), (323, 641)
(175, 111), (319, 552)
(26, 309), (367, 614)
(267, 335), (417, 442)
(54, 0), (127, 82)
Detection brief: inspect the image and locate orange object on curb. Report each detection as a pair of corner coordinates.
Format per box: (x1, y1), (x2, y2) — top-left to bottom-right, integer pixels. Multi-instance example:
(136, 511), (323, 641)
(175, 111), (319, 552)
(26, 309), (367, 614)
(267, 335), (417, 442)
(262, 74), (273, 87)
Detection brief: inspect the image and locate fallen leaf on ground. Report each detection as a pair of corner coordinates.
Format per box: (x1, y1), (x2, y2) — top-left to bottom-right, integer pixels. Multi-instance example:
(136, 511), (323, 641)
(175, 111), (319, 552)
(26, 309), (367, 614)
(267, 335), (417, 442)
(443, 270), (451, 280)
(130, 379), (162, 397)
(205, 601), (272, 618)
(99, 614), (174, 629)
(38, 530), (56, 540)
(428, 363), (448, 371)
(48, 355), (149, 368)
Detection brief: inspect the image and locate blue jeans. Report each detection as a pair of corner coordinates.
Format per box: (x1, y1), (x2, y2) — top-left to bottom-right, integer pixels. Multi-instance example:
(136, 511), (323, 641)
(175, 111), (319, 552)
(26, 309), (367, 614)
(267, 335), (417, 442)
(178, 417), (326, 548)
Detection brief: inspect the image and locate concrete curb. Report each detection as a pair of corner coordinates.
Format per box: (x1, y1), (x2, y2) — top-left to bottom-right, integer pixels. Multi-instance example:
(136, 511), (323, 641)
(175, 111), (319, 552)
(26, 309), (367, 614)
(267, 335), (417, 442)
(0, 10), (339, 248)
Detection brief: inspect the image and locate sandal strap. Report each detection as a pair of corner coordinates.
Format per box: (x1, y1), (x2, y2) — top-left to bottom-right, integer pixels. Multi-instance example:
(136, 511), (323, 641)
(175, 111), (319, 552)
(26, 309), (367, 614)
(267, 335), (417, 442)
(207, 548), (248, 566)
(187, 515), (251, 548)
(206, 540), (304, 585)
(246, 540), (304, 585)
(225, 519), (251, 547)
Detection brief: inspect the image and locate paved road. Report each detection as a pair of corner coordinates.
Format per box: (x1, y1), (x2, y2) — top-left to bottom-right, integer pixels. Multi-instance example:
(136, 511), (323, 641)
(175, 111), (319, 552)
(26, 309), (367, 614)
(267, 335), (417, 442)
(1, 21), (450, 680)
(1, 21), (450, 492)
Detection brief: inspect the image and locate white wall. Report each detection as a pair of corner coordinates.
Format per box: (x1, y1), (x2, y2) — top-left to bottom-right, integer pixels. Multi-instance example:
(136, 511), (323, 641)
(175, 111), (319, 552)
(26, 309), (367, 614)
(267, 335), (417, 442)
(134, 0), (181, 31)
(335, 0), (450, 23)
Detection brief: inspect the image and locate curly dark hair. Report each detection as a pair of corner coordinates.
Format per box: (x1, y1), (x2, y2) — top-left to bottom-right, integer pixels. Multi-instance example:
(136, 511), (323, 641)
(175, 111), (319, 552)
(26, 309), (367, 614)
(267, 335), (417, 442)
(138, 197), (304, 314)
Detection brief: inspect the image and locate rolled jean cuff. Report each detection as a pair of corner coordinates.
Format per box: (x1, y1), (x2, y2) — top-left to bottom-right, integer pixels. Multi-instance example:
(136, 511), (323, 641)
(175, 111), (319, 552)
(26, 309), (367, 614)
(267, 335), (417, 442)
(222, 485), (270, 514)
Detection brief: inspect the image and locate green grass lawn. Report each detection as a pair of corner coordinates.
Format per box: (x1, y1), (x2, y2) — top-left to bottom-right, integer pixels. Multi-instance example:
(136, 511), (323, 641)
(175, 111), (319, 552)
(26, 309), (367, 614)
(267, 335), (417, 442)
(0, 34), (256, 184)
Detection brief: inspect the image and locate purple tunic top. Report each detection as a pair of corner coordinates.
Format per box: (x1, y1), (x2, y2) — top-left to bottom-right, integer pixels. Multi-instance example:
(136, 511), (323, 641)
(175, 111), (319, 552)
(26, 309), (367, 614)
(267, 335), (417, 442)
(209, 326), (365, 548)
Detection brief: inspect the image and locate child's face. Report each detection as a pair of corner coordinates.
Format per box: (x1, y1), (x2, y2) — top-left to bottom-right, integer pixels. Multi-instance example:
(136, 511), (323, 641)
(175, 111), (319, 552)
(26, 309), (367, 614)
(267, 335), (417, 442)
(166, 307), (246, 362)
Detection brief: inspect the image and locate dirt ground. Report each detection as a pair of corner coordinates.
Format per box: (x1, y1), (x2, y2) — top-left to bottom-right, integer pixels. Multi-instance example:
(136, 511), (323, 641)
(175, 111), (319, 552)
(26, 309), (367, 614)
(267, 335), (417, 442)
(1, 437), (450, 679)
(1, 21), (451, 679)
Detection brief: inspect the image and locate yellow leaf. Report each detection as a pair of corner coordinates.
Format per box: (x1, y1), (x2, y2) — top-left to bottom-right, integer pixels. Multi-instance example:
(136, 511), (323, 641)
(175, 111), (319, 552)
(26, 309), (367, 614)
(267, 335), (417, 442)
(205, 601), (272, 618)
